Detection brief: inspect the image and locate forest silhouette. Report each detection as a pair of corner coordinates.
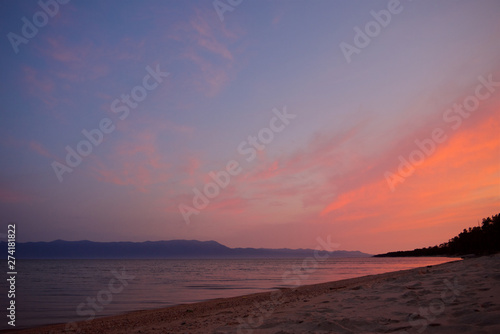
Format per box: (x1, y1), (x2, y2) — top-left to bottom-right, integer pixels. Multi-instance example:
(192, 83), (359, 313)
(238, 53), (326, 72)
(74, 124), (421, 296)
(375, 213), (500, 257)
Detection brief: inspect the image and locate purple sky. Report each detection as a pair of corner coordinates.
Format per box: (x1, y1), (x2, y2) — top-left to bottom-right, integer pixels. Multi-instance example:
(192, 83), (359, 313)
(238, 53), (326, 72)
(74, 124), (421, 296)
(1, 0), (499, 253)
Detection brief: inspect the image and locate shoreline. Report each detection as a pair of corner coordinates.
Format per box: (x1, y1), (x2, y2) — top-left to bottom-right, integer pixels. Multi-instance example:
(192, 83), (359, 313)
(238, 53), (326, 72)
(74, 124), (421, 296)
(7, 255), (500, 333)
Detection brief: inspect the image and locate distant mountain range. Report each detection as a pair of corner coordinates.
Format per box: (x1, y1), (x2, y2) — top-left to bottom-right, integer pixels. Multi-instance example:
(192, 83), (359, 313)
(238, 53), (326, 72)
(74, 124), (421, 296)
(1, 239), (372, 259)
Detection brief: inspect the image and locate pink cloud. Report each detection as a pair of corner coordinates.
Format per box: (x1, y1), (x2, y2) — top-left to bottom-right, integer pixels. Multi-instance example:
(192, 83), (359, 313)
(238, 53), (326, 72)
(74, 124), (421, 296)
(29, 141), (58, 160)
(193, 88), (499, 238)
(188, 11), (234, 61)
(272, 11), (284, 26)
(181, 48), (232, 97)
(21, 66), (68, 121)
(23, 66), (54, 94)
(37, 36), (110, 82)
(2, 137), (58, 161)
(320, 114), (500, 231)
(91, 130), (171, 192)
(168, 8), (242, 96)
(181, 157), (201, 177)
(45, 37), (83, 63)
(205, 195), (247, 214)
(224, 122), (366, 209)
(0, 188), (32, 204)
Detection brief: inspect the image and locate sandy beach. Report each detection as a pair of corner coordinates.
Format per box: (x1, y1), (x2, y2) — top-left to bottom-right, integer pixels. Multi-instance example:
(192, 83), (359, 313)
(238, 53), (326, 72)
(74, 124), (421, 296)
(10, 254), (500, 334)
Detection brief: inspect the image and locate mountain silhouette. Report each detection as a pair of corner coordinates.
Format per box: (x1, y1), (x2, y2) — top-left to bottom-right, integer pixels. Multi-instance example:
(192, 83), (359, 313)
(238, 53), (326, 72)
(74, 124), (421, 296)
(1, 239), (371, 259)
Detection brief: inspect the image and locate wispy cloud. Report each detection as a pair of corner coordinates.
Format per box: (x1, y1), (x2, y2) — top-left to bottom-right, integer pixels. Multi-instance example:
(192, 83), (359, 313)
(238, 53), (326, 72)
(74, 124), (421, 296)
(169, 8), (242, 96)
(0, 188), (32, 204)
(29, 141), (58, 160)
(91, 130), (171, 192)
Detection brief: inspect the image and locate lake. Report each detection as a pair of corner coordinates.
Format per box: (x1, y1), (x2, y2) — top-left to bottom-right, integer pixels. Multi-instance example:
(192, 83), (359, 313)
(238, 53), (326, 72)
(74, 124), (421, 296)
(0, 257), (459, 330)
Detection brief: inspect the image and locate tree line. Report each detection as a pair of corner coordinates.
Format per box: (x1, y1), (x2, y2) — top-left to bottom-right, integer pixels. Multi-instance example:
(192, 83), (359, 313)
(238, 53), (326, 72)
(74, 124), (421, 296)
(375, 213), (500, 257)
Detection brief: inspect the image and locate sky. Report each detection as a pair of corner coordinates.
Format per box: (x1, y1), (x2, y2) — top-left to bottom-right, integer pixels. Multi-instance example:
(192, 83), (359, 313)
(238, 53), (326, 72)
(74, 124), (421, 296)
(0, 0), (499, 254)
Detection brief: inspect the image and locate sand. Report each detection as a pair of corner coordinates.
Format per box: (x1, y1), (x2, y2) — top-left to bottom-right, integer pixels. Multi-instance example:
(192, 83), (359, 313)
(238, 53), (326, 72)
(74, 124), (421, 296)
(9, 254), (500, 334)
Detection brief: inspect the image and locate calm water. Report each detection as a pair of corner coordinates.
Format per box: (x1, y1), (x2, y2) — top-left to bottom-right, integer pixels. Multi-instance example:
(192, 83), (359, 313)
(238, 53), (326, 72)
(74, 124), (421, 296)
(0, 257), (458, 330)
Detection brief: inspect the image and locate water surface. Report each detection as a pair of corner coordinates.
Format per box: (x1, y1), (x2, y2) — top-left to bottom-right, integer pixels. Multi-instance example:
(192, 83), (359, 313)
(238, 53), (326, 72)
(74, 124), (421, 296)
(0, 257), (458, 329)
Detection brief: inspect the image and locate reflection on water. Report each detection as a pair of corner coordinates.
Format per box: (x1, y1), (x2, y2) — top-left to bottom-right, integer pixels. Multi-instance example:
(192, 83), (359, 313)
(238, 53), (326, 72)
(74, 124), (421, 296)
(0, 257), (458, 329)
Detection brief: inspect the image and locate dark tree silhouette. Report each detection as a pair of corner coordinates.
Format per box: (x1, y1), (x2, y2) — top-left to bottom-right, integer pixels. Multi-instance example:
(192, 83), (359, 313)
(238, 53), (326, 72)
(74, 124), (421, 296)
(375, 213), (500, 257)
